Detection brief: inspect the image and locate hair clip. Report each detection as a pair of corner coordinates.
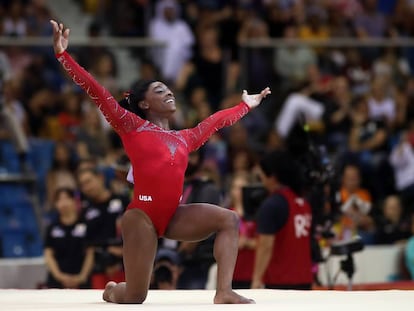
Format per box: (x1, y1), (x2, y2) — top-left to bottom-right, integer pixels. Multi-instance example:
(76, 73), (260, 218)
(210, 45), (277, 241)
(123, 91), (131, 105)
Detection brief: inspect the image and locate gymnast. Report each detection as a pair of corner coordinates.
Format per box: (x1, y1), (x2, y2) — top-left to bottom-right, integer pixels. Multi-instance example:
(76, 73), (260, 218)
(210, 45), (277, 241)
(51, 19), (271, 304)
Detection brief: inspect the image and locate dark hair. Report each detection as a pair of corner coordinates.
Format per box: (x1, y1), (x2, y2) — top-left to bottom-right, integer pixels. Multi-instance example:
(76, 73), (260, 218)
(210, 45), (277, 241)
(76, 166), (103, 179)
(53, 187), (76, 203)
(153, 265), (173, 286)
(118, 79), (157, 120)
(259, 149), (303, 193)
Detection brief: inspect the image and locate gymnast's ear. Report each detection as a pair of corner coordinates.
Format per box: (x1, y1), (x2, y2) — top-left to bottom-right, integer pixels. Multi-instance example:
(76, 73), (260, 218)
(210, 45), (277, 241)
(138, 100), (149, 110)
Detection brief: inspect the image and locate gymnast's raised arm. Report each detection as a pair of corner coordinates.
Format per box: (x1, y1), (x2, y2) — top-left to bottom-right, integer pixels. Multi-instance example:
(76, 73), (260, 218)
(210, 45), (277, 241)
(50, 20), (144, 135)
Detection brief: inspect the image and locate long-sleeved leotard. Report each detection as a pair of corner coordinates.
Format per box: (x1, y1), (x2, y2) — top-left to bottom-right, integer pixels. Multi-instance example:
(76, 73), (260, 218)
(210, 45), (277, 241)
(57, 51), (250, 236)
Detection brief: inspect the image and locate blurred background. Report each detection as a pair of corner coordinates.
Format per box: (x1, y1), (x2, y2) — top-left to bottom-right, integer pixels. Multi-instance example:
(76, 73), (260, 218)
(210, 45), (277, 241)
(0, 0), (414, 290)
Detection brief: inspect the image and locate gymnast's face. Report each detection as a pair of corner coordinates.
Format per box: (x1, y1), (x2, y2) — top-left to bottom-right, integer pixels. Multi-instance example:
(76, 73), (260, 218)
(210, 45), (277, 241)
(139, 81), (176, 117)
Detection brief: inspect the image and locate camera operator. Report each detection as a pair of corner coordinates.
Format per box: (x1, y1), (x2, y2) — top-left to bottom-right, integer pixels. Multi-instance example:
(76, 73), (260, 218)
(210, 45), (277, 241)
(251, 149), (313, 290)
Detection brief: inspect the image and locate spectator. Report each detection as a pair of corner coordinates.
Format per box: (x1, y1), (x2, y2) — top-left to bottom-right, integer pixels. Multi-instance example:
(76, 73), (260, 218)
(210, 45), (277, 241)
(299, 4), (330, 55)
(0, 78), (30, 173)
(333, 164), (376, 244)
(153, 265), (175, 290)
(151, 248), (181, 290)
(273, 25), (317, 87)
(77, 167), (129, 289)
(252, 150), (313, 290)
(367, 76), (397, 129)
(2, 1), (27, 37)
(322, 76), (353, 153)
(45, 142), (77, 211)
(43, 188), (94, 288)
(348, 95), (392, 200)
(375, 195), (411, 244)
(89, 53), (118, 95)
(56, 92), (82, 143)
(238, 16), (273, 93)
(372, 47), (411, 88)
(176, 25), (235, 110)
(342, 48), (371, 95)
(75, 105), (110, 163)
(274, 80), (325, 139)
(149, 0), (194, 83)
(353, 0), (387, 39)
(76, 21), (117, 72)
(389, 131), (414, 214)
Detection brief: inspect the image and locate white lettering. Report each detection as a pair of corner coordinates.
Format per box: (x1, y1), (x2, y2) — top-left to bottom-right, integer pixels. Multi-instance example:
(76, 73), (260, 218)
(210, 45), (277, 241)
(294, 214), (311, 238)
(139, 195), (153, 202)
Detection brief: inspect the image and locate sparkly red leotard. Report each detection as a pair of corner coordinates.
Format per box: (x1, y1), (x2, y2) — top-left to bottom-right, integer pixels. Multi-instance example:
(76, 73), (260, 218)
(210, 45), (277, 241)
(57, 51), (250, 236)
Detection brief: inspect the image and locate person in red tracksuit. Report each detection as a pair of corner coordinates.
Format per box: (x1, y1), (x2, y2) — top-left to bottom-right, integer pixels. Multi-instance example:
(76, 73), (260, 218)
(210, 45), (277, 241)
(50, 20), (271, 304)
(252, 150), (313, 289)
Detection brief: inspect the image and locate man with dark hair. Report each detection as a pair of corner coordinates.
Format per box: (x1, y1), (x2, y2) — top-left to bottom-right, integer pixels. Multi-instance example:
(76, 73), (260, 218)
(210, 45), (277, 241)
(252, 150), (313, 290)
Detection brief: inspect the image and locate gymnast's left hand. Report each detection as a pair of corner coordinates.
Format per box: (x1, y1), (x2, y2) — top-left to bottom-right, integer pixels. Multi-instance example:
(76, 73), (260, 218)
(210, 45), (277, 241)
(50, 19), (70, 54)
(242, 87), (271, 109)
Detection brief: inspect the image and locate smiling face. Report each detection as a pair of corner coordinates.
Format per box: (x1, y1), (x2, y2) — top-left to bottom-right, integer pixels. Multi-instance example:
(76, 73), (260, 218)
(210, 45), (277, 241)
(139, 81), (176, 117)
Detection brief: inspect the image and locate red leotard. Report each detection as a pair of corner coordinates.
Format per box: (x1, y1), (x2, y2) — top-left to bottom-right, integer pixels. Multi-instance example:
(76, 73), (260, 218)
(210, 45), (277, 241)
(56, 51), (250, 236)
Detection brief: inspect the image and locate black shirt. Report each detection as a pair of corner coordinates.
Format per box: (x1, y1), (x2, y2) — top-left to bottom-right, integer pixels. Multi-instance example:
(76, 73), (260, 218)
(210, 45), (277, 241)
(80, 194), (128, 246)
(257, 194), (290, 235)
(44, 220), (88, 274)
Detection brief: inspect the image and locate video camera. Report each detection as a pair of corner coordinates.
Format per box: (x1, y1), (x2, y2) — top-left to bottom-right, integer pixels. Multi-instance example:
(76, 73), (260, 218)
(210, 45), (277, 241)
(242, 120), (336, 221)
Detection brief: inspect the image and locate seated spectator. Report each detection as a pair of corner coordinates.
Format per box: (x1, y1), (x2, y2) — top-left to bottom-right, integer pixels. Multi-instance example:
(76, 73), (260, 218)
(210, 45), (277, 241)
(353, 0), (387, 39)
(43, 188), (94, 289)
(322, 76), (353, 153)
(75, 105), (110, 163)
(333, 164), (376, 244)
(56, 92), (82, 143)
(367, 76), (397, 130)
(347, 95), (392, 201)
(151, 248), (181, 290)
(375, 195), (411, 245)
(2, 1), (27, 37)
(273, 25), (317, 88)
(153, 265), (175, 290)
(89, 53), (118, 95)
(77, 167), (129, 289)
(342, 48), (372, 96)
(46, 142), (77, 211)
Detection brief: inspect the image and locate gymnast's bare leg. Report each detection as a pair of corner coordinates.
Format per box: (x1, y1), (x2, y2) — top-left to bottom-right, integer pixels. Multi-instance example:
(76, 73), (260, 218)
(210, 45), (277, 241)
(164, 203), (255, 304)
(103, 209), (158, 303)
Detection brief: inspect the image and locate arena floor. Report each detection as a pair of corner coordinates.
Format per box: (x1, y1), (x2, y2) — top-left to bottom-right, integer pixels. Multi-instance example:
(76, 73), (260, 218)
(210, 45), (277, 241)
(0, 289), (413, 311)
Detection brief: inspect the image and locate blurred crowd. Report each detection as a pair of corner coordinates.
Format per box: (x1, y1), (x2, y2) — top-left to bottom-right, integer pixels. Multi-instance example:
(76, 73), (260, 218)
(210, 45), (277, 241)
(1, 0), (414, 288)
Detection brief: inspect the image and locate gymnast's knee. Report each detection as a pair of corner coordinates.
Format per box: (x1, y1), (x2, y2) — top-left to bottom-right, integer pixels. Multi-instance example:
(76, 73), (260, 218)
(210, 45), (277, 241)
(223, 209), (240, 231)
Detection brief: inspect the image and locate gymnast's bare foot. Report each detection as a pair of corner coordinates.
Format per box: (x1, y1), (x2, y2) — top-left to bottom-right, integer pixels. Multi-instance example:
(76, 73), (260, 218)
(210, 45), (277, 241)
(103, 281), (117, 302)
(214, 290), (255, 304)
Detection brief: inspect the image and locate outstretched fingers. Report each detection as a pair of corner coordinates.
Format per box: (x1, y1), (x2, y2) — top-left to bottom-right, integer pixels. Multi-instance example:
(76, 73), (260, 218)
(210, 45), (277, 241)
(260, 87), (271, 99)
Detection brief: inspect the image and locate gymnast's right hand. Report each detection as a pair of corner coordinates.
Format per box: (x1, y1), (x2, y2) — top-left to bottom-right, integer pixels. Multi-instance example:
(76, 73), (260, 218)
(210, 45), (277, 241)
(50, 19), (70, 55)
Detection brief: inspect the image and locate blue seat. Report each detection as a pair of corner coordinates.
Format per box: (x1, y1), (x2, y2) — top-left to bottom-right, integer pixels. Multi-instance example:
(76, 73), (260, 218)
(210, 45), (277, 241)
(0, 229), (29, 258)
(26, 230), (43, 257)
(0, 200), (39, 232)
(0, 141), (20, 173)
